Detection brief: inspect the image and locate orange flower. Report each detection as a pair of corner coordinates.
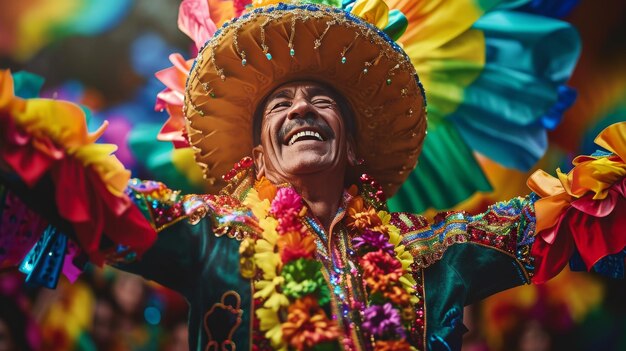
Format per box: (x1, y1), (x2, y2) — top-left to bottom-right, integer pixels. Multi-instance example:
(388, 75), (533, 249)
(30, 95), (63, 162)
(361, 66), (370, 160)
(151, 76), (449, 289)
(276, 231), (316, 263)
(374, 340), (412, 351)
(346, 196), (382, 231)
(255, 177), (278, 202)
(281, 296), (340, 351)
(383, 286), (411, 307)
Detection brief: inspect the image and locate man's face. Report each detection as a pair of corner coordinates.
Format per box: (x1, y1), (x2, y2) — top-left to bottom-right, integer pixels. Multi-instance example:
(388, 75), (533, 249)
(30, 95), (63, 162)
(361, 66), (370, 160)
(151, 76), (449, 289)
(253, 81), (353, 181)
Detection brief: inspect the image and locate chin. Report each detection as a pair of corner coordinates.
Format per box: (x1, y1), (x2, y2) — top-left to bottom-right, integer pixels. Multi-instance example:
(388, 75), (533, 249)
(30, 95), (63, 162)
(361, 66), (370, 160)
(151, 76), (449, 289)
(282, 156), (336, 175)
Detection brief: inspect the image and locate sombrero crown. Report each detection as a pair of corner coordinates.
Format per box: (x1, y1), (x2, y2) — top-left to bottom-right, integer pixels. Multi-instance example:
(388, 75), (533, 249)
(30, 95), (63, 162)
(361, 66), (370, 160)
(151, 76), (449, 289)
(184, 0), (427, 196)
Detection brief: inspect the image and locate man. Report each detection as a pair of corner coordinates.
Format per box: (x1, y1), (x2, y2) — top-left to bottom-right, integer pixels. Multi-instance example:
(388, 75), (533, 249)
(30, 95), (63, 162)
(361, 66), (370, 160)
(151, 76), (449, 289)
(252, 81), (357, 229)
(1, 1), (626, 351)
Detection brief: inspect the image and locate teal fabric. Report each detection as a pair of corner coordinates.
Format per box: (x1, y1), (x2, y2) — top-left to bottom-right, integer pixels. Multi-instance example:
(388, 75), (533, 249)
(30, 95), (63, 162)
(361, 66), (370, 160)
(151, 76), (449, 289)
(12, 71), (45, 99)
(450, 10), (581, 170)
(424, 244), (528, 350)
(384, 10), (408, 41)
(387, 122), (492, 213)
(115, 185), (536, 351)
(120, 219), (527, 351)
(128, 123), (202, 194)
(118, 218), (252, 350)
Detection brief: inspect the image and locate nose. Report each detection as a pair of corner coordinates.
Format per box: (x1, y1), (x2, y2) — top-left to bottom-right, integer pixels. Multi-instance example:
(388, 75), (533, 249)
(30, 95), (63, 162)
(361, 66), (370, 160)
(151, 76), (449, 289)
(287, 97), (315, 120)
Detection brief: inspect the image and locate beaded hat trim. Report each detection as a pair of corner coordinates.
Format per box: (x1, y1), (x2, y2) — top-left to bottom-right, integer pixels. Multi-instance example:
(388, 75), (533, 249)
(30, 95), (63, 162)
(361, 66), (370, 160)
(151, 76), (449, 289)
(184, 3), (427, 196)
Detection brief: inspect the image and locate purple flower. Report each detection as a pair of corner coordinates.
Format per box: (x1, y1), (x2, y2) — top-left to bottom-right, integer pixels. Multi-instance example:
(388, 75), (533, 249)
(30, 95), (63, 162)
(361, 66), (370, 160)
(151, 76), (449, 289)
(352, 229), (395, 255)
(362, 303), (405, 339)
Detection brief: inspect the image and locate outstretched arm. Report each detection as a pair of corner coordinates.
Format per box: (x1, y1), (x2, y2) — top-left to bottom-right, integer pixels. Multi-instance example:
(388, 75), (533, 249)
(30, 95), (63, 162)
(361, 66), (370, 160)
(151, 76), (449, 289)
(397, 122), (626, 301)
(0, 70), (213, 295)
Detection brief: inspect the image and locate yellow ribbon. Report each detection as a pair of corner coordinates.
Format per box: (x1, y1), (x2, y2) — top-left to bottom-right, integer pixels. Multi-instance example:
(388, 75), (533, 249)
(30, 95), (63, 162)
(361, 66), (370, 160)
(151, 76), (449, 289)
(351, 0), (390, 29)
(0, 69), (130, 197)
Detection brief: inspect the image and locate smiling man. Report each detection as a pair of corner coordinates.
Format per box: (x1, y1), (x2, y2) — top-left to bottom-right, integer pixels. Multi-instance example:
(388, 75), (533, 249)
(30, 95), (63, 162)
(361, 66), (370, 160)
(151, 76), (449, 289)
(252, 81), (357, 228)
(1, 1), (626, 351)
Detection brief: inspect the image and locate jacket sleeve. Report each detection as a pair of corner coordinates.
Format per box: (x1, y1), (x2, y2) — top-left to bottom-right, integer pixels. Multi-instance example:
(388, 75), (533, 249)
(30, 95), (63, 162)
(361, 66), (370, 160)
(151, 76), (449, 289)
(395, 194), (537, 305)
(115, 180), (215, 296)
(398, 122), (626, 305)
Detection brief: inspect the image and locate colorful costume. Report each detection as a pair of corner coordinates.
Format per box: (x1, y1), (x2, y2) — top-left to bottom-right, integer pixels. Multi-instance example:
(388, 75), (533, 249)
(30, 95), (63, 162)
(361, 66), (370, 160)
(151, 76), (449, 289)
(1, 1), (626, 351)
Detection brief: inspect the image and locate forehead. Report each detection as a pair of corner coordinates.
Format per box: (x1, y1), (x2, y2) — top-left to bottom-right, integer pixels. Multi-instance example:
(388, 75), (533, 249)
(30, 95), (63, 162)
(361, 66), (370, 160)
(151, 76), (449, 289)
(264, 81), (336, 104)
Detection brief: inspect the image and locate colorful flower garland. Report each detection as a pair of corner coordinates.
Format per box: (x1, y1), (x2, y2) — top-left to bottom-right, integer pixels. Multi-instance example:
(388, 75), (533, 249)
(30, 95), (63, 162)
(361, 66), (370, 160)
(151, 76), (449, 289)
(240, 178), (418, 351)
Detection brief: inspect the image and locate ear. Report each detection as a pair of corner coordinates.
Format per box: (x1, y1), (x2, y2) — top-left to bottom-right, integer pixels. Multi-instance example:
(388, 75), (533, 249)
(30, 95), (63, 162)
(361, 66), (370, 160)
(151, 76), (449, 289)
(252, 145), (266, 179)
(346, 135), (358, 166)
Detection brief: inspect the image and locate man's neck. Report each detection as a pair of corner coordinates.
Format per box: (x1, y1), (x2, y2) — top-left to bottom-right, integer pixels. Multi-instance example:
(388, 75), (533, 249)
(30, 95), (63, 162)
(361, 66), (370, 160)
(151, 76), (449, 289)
(278, 173), (345, 231)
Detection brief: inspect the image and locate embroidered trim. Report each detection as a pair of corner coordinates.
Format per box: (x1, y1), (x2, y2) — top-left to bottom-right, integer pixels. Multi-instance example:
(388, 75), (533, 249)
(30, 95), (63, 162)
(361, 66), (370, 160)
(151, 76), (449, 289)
(203, 291), (243, 351)
(393, 196), (536, 279)
(126, 179), (259, 240)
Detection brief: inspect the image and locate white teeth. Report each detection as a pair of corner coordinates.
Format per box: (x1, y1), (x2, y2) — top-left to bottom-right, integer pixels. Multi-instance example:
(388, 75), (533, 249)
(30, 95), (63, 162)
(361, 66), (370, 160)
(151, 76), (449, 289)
(288, 131), (323, 145)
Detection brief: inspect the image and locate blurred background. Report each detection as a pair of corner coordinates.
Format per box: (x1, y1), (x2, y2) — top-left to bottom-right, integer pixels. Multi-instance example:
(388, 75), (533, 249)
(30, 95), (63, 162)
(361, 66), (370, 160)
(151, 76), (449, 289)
(1, 0), (626, 350)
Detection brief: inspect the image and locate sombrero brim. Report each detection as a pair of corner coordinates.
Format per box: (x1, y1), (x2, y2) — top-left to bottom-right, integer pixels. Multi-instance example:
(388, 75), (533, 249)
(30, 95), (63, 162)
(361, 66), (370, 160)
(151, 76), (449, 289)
(185, 3), (426, 196)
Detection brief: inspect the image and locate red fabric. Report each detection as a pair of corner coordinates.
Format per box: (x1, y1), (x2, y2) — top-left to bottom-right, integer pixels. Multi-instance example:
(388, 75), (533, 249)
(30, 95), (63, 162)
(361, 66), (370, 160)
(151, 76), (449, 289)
(1, 112), (157, 266)
(52, 158), (156, 265)
(0, 111), (62, 186)
(532, 178), (626, 283)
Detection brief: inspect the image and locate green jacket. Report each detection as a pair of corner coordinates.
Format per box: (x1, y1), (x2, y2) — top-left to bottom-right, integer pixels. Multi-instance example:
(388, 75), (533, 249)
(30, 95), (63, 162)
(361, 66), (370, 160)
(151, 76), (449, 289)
(120, 179), (536, 351)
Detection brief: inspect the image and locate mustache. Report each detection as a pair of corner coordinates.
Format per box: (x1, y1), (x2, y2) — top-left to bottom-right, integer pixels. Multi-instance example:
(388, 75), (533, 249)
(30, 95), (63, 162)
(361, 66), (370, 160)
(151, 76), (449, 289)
(278, 115), (335, 142)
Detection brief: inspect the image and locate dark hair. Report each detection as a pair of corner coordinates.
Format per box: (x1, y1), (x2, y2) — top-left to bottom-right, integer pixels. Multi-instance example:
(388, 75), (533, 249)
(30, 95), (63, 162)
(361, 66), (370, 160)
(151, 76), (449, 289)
(252, 82), (355, 146)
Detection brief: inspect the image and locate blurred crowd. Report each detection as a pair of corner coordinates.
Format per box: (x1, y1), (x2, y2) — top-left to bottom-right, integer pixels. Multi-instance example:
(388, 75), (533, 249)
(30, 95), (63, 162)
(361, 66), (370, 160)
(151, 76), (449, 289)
(0, 267), (190, 351)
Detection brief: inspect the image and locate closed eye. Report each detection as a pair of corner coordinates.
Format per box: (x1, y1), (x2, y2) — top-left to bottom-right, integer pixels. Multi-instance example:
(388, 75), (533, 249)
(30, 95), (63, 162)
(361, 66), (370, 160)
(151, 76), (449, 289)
(271, 101), (291, 111)
(312, 99), (333, 107)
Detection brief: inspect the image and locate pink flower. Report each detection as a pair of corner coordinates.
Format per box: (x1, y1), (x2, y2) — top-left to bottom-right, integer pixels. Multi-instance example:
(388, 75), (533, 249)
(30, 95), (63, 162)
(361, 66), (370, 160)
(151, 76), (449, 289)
(276, 215), (305, 236)
(270, 187), (303, 217)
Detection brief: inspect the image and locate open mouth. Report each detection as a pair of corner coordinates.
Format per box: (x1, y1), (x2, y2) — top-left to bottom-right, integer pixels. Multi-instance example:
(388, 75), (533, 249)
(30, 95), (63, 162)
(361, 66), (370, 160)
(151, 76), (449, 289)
(285, 129), (326, 146)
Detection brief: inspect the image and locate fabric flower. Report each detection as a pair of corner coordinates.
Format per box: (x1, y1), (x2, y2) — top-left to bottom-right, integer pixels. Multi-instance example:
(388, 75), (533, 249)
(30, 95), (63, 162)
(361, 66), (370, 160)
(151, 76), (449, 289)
(256, 307), (286, 350)
(276, 231), (315, 263)
(254, 276), (289, 311)
(352, 229), (395, 255)
(281, 259), (330, 306)
(254, 216), (283, 283)
(270, 187), (303, 216)
(382, 285), (411, 307)
(276, 214), (305, 236)
(346, 197), (382, 231)
(243, 188), (271, 220)
(361, 250), (403, 292)
(362, 303), (405, 339)
(374, 340), (412, 351)
(255, 177), (278, 202)
(281, 296), (340, 351)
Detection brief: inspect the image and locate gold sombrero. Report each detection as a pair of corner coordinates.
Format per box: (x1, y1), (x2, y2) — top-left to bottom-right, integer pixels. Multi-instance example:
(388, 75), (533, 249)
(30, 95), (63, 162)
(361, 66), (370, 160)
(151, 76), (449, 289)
(184, 1), (426, 196)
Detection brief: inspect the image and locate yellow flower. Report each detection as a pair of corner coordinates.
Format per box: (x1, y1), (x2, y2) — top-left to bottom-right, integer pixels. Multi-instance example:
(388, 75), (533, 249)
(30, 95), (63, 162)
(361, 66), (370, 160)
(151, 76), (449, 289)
(256, 307), (287, 351)
(254, 276), (289, 311)
(243, 188), (271, 219)
(376, 211), (417, 299)
(378, 210), (392, 225)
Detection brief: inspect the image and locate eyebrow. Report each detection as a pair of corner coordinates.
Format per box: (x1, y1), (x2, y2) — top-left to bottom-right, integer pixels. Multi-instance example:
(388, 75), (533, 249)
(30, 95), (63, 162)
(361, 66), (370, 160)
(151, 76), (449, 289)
(306, 86), (331, 98)
(266, 89), (293, 102)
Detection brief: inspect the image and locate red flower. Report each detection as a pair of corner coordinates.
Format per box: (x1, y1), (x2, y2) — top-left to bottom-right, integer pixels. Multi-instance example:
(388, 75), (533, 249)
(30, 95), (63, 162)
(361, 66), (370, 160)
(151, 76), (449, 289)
(281, 297), (340, 351)
(360, 250), (403, 292)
